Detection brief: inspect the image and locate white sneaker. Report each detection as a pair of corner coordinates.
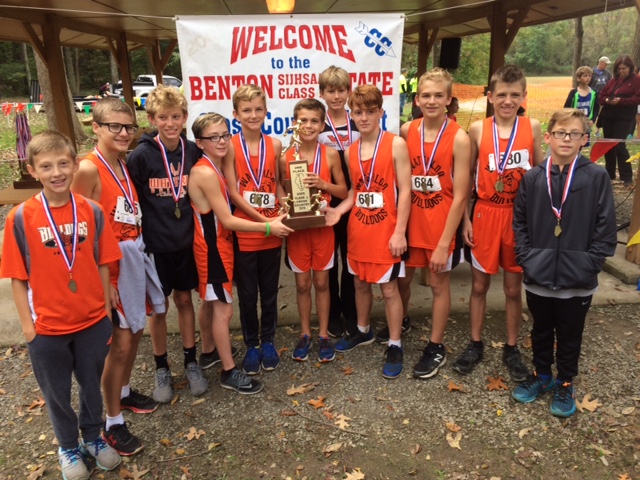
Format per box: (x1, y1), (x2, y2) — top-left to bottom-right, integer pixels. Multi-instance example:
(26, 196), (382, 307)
(58, 447), (89, 480)
(80, 437), (121, 470)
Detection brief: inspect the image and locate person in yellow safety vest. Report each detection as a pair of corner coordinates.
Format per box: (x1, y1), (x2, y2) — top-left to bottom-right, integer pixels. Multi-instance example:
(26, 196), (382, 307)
(409, 75), (418, 104)
(399, 68), (408, 117)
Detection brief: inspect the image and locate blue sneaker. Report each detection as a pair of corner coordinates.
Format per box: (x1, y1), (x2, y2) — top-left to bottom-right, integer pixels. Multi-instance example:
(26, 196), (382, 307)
(550, 380), (577, 417)
(260, 342), (280, 371)
(318, 336), (336, 363)
(335, 329), (374, 352)
(58, 446), (89, 480)
(292, 335), (312, 362)
(242, 346), (261, 375)
(79, 437), (121, 471)
(512, 372), (555, 404)
(382, 345), (403, 379)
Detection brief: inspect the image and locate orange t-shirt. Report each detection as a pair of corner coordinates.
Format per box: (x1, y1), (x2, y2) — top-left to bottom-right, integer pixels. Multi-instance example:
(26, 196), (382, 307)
(83, 151), (140, 286)
(232, 133), (282, 251)
(192, 157), (234, 291)
(405, 118), (461, 249)
(1, 194), (122, 335)
(475, 116), (534, 206)
(347, 131), (400, 264)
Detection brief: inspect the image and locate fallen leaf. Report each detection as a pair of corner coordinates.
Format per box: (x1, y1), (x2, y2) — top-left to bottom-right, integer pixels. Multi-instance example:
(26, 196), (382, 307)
(340, 366), (354, 375)
(518, 427), (532, 439)
(0, 388), (6, 395)
(184, 426), (205, 441)
(619, 474), (632, 480)
(159, 438), (173, 447)
(130, 465), (151, 480)
(486, 375), (508, 391)
(490, 341), (505, 349)
(277, 346), (288, 356)
(446, 432), (462, 450)
(28, 397), (45, 410)
(410, 444), (422, 455)
(191, 398), (205, 406)
(448, 380), (464, 392)
(522, 335), (532, 349)
(607, 298), (616, 305)
(621, 406), (635, 415)
(308, 396), (326, 409)
(280, 409), (297, 416)
(175, 448), (186, 455)
(521, 312), (529, 322)
(402, 419), (410, 425)
(171, 394), (180, 405)
(322, 410), (335, 420)
(345, 468), (365, 480)
(286, 383), (318, 396)
(207, 442), (221, 451)
(576, 394), (602, 413)
(26, 465), (45, 480)
(445, 422), (461, 433)
(322, 442), (343, 457)
(334, 414), (351, 430)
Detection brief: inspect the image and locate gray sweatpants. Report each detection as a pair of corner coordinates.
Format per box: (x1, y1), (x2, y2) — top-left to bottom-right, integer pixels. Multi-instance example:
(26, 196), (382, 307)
(27, 317), (111, 449)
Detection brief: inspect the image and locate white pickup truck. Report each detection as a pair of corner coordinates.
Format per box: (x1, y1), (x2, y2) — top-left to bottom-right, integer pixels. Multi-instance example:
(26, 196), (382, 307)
(114, 75), (182, 99)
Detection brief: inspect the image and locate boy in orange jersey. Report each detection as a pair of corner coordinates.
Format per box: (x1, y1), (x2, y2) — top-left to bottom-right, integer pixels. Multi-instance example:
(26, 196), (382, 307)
(189, 113), (292, 393)
(317, 66), (360, 339)
(280, 99), (348, 363)
(456, 65), (544, 381)
(397, 68), (471, 379)
(223, 84), (285, 375)
(2, 131), (122, 479)
(73, 98), (163, 456)
(127, 85), (209, 403)
(326, 85), (411, 379)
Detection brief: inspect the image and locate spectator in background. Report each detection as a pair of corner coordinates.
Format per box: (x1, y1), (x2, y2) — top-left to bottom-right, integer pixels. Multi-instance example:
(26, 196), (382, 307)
(590, 56), (612, 94)
(399, 68), (408, 117)
(447, 97), (459, 122)
(563, 66), (599, 146)
(408, 74), (418, 105)
(598, 55), (640, 185)
(99, 82), (112, 96)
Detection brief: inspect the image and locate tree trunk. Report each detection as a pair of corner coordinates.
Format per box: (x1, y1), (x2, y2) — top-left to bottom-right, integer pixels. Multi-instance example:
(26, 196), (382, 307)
(572, 17), (583, 88)
(21, 43), (32, 90)
(109, 51), (119, 84)
(33, 46), (88, 143)
(64, 47), (78, 95)
(633, 13), (640, 70)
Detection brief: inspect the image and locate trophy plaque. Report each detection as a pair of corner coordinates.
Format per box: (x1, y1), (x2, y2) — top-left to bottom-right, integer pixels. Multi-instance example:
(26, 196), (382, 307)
(281, 121), (327, 230)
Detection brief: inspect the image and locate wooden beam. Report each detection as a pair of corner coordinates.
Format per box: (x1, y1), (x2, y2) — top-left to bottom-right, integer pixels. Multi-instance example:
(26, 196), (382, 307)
(21, 22), (45, 61)
(417, 25), (438, 76)
(148, 41), (163, 82)
(40, 16), (76, 146)
(105, 38), (118, 60)
(505, 7), (529, 51)
(115, 32), (136, 114)
(160, 39), (177, 71)
(486, 1), (508, 117)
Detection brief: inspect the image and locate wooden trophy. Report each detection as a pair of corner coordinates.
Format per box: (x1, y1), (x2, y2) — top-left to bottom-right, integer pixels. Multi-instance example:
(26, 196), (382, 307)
(280, 120), (327, 230)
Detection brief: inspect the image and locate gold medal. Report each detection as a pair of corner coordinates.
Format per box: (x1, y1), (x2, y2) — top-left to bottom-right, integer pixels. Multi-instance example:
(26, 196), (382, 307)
(68, 279), (77, 293)
(495, 179), (504, 193)
(554, 224), (562, 237)
(175, 203), (181, 219)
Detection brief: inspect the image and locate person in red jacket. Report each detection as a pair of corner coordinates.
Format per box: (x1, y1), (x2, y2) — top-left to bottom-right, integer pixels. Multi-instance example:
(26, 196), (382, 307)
(598, 54), (640, 185)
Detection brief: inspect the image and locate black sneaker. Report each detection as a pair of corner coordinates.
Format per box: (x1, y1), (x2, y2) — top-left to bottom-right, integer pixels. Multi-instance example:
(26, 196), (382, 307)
(413, 344), (446, 379)
(103, 423), (143, 456)
(220, 368), (264, 395)
(452, 341), (484, 375)
(120, 389), (158, 414)
(327, 318), (345, 338)
(199, 346), (240, 370)
(503, 346), (529, 382)
(374, 316), (411, 344)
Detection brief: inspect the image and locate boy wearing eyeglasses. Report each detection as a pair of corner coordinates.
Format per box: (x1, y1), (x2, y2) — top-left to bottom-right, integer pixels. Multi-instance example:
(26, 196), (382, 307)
(188, 113), (291, 393)
(73, 98), (163, 455)
(512, 108), (616, 417)
(127, 85), (209, 404)
(456, 65), (543, 382)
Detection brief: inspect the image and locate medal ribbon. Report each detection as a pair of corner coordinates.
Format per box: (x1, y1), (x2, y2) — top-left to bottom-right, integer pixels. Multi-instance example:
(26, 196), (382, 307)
(155, 136), (185, 204)
(358, 129), (384, 191)
(94, 148), (137, 215)
(420, 118), (448, 175)
(492, 116), (519, 177)
(311, 144), (322, 175)
(546, 155), (579, 224)
(41, 191), (78, 278)
(326, 112), (352, 151)
(239, 131), (266, 189)
(202, 154), (231, 211)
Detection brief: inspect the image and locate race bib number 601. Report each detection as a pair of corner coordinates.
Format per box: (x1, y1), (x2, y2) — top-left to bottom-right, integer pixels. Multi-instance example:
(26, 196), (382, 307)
(356, 192), (384, 209)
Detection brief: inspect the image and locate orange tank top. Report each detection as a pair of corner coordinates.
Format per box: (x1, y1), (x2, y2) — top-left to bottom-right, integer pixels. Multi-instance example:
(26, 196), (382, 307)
(476, 116), (534, 206)
(405, 118), (460, 249)
(347, 131), (399, 264)
(232, 133), (282, 251)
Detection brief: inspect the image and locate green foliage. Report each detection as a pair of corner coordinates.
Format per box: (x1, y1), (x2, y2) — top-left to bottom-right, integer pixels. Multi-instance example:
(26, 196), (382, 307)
(507, 21), (574, 75)
(454, 34), (490, 84)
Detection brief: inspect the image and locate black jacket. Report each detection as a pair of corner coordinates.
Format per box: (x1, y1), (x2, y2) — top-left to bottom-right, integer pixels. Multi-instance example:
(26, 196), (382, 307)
(513, 156), (616, 291)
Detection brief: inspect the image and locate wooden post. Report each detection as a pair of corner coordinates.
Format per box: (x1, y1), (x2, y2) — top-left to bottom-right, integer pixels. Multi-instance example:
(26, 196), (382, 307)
(485, 1), (507, 118)
(417, 25), (438, 76)
(114, 32), (136, 114)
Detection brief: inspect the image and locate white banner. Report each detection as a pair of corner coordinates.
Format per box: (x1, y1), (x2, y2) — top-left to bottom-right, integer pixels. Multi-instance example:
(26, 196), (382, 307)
(176, 14), (404, 142)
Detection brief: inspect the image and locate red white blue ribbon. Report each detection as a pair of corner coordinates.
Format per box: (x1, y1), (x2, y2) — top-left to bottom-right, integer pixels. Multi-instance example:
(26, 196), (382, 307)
(492, 116), (519, 177)
(94, 148), (137, 215)
(326, 113), (352, 151)
(239, 131), (266, 189)
(155, 136), (185, 204)
(546, 155), (579, 224)
(358, 129), (384, 191)
(41, 191), (78, 277)
(420, 118), (448, 175)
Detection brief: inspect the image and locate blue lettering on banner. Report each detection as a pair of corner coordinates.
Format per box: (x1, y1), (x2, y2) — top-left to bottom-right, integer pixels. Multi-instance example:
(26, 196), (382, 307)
(355, 21), (397, 58)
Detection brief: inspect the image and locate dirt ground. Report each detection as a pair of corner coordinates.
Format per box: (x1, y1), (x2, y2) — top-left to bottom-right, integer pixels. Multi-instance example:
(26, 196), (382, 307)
(0, 302), (639, 480)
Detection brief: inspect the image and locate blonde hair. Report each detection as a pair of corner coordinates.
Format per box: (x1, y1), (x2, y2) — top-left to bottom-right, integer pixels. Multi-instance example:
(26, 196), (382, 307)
(232, 84), (267, 111)
(27, 131), (76, 167)
(348, 85), (383, 110)
(191, 113), (228, 139)
(417, 67), (453, 96)
(575, 66), (593, 79)
(145, 84), (188, 117)
(547, 108), (589, 133)
(319, 66), (351, 92)
(92, 97), (134, 124)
